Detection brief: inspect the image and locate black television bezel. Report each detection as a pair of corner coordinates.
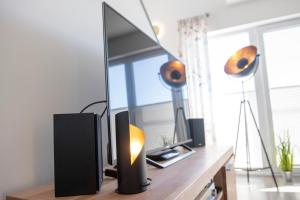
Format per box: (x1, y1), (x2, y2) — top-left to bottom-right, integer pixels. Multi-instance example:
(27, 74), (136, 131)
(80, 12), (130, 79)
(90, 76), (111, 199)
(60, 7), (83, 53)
(102, 2), (192, 165)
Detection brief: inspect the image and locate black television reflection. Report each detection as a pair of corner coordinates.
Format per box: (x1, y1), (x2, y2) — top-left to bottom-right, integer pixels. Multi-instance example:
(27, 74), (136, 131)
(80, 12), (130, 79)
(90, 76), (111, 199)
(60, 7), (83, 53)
(103, 3), (191, 164)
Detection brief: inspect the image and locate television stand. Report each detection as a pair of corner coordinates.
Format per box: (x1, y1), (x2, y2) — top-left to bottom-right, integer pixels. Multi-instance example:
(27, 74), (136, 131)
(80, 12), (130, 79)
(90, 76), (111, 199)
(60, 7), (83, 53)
(146, 144), (195, 168)
(6, 145), (237, 200)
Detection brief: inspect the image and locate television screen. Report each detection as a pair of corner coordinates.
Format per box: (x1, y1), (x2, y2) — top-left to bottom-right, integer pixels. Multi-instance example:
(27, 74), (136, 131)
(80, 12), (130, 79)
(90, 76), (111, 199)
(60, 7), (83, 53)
(103, 3), (191, 164)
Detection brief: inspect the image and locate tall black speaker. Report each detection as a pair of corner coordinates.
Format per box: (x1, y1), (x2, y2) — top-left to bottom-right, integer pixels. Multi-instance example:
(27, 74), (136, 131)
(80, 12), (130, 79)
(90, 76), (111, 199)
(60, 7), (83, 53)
(53, 113), (103, 197)
(187, 118), (205, 147)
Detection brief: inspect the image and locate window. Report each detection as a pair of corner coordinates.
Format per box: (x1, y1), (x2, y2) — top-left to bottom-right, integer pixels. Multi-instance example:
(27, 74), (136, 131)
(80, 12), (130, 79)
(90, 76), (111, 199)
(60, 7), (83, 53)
(133, 54), (172, 106)
(110, 51), (173, 108)
(263, 25), (300, 166)
(207, 17), (300, 170)
(108, 64), (128, 109)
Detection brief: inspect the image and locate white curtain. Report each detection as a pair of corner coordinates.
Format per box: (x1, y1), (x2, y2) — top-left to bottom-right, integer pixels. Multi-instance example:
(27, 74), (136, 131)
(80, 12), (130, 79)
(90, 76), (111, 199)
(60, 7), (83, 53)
(178, 16), (215, 143)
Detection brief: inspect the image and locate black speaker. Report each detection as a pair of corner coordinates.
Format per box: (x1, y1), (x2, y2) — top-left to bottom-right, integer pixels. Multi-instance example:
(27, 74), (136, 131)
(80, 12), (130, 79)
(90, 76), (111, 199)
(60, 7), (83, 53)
(187, 118), (205, 147)
(53, 113), (103, 197)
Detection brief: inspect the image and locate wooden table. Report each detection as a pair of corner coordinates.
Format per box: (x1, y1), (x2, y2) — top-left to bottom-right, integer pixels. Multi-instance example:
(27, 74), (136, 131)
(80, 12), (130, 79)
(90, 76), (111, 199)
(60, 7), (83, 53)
(7, 145), (236, 200)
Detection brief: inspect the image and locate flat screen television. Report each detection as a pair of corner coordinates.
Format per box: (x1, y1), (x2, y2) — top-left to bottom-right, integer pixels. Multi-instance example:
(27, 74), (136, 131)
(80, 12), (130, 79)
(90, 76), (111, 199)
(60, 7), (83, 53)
(103, 3), (192, 165)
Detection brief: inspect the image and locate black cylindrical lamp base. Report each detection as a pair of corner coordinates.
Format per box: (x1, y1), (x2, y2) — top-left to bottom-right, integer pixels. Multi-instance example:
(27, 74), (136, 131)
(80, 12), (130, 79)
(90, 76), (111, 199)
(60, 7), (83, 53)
(115, 111), (148, 194)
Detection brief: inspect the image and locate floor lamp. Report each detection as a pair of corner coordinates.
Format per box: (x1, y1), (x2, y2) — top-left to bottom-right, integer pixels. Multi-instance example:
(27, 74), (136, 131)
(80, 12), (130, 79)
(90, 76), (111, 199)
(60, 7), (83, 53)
(224, 45), (278, 189)
(159, 60), (190, 144)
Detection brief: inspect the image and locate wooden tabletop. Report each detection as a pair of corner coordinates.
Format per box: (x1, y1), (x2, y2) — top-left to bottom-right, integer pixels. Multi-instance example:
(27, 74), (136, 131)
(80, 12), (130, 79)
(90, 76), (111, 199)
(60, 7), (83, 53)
(7, 145), (233, 200)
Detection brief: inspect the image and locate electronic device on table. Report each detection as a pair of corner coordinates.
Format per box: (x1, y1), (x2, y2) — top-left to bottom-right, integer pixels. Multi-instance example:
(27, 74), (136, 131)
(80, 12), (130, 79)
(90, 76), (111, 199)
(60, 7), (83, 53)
(102, 3), (194, 168)
(53, 113), (103, 197)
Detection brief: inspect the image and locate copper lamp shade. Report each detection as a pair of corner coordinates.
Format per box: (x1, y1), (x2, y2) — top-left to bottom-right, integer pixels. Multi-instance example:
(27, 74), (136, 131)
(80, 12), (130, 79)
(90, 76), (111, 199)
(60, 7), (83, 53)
(160, 60), (186, 88)
(224, 45), (259, 78)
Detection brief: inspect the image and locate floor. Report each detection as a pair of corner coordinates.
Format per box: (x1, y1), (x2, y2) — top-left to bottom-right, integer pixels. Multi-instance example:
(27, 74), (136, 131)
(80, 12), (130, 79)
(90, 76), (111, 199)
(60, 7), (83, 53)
(237, 175), (300, 200)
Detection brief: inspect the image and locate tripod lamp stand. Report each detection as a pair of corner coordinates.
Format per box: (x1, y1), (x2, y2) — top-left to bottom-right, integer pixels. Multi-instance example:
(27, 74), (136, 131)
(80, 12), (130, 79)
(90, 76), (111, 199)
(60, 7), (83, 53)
(224, 45), (278, 189)
(159, 60), (190, 143)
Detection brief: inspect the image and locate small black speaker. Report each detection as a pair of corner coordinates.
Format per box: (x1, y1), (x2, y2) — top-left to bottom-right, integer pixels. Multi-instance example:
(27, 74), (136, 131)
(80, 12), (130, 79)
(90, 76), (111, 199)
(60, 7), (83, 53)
(187, 118), (205, 147)
(53, 113), (103, 197)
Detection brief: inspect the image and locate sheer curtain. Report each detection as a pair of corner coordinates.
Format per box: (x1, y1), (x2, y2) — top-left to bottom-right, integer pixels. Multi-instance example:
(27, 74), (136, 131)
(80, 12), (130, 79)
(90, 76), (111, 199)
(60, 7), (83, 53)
(178, 16), (215, 143)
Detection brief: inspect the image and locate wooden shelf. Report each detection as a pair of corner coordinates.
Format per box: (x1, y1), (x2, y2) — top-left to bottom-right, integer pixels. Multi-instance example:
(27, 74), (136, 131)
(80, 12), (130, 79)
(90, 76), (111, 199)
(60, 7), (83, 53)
(6, 145), (236, 200)
(215, 191), (224, 200)
(194, 184), (211, 200)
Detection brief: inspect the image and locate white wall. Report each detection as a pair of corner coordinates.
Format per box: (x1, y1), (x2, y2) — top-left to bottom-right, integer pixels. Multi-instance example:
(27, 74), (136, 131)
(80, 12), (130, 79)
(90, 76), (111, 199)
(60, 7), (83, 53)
(0, 0), (155, 199)
(143, 0), (300, 56)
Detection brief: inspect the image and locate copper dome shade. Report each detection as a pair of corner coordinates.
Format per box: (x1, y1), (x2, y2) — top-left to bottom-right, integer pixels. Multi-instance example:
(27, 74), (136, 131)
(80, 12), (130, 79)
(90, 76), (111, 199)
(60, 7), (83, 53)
(160, 60), (186, 88)
(224, 45), (259, 78)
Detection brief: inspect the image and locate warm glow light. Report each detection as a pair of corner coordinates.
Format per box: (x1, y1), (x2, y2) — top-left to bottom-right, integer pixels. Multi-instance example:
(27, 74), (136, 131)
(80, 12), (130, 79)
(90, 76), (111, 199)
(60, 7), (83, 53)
(160, 60), (186, 88)
(224, 45), (257, 76)
(152, 22), (164, 39)
(129, 124), (145, 165)
(153, 25), (160, 35)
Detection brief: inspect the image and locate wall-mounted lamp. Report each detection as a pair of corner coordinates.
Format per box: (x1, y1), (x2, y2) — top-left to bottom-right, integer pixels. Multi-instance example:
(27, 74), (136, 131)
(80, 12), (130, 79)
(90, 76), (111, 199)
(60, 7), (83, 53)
(115, 111), (148, 194)
(152, 23), (164, 39)
(153, 25), (160, 35)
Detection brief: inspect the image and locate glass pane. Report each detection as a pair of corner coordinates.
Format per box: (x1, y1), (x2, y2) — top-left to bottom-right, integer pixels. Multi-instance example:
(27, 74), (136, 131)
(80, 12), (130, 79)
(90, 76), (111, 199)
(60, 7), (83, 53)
(133, 54), (172, 106)
(108, 64), (128, 109)
(208, 32), (263, 168)
(264, 25), (300, 165)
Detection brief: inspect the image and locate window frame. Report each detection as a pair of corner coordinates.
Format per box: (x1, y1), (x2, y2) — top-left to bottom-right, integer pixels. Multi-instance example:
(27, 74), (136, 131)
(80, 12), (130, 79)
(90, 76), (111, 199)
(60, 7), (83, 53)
(256, 17), (300, 170)
(109, 48), (173, 110)
(207, 16), (300, 172)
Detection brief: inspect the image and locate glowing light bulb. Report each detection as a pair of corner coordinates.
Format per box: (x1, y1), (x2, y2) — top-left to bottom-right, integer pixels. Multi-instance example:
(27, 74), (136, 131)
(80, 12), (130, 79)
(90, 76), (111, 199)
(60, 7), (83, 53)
(129, 124), (145, 165)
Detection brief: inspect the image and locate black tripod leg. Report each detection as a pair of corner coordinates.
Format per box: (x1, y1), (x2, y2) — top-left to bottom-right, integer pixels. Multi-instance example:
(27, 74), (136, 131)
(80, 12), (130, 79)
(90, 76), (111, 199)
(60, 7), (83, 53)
(244, 100), (251, 184)
(234, 101), (243, 158)
(247, 100), (279, 190)
(173, 108), (179, 144)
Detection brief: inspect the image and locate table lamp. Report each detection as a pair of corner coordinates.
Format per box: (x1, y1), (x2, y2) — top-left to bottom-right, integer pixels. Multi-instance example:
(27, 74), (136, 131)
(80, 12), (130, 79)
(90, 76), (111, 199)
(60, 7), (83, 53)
(115, 111), (149, 194)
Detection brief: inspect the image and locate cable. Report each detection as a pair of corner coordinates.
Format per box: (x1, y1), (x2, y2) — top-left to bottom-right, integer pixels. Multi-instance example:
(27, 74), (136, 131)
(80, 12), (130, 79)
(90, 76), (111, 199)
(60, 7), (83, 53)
(79, 100), (107, 113)
(100, 106), (107, 118)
